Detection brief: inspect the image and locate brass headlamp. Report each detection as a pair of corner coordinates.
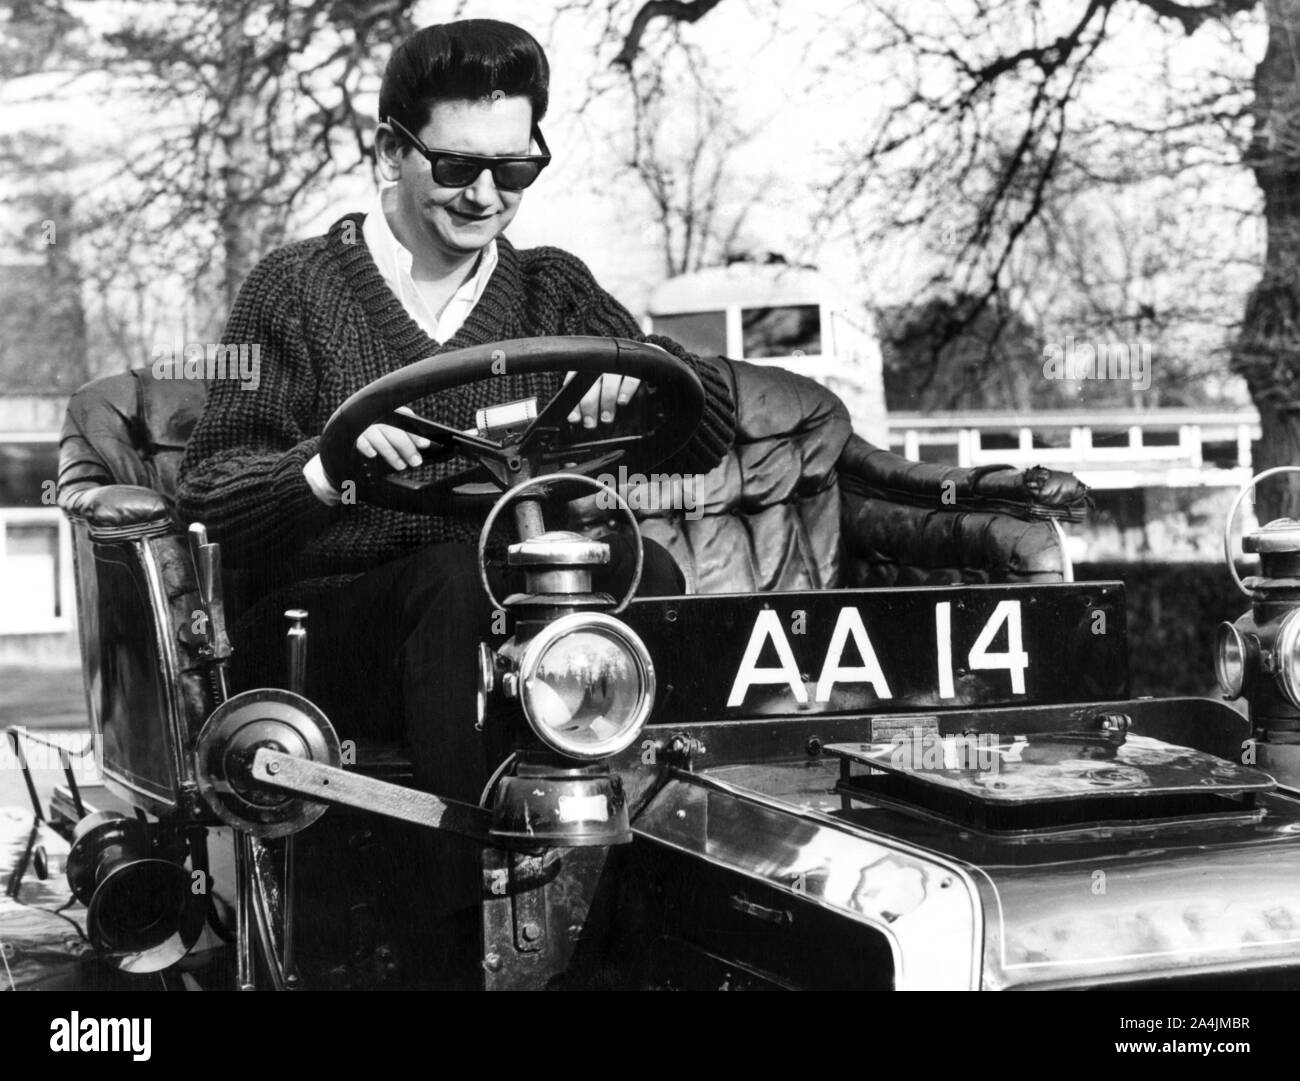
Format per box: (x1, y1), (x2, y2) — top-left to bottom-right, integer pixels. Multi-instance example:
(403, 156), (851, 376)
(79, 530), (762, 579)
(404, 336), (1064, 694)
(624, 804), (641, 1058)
(1217, 469), (1300, 786)
(476, 473), (657, 845)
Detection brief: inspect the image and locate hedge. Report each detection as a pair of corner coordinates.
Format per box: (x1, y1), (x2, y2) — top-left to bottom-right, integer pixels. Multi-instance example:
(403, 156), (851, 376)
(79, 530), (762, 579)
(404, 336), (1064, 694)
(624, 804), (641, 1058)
(1075, 562), (1250, 699)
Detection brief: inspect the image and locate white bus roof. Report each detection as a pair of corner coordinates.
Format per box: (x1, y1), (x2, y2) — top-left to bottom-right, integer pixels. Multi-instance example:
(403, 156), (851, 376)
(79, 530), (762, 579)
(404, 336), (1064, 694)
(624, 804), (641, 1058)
(648, 263), (842, 314)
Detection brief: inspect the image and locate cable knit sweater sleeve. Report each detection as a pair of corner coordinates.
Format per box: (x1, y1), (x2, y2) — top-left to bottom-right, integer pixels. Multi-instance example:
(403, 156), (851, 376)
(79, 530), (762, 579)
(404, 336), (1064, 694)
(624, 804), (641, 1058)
(527, 247), (737, 475)
(177, 246), (337, 565)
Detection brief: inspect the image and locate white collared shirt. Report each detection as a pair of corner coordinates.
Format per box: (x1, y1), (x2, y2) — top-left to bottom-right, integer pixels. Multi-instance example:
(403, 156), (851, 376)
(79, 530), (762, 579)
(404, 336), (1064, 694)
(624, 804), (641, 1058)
(363, 190), (498, 343)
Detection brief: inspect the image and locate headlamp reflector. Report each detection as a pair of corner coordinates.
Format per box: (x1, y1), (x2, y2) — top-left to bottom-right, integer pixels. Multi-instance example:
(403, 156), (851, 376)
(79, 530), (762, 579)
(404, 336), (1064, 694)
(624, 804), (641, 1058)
(517, 613), (655, 760)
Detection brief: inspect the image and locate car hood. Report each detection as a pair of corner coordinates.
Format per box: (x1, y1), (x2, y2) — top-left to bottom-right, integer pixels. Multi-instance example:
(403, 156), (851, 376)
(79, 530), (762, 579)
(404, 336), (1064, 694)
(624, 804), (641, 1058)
(632, 756), (1300, 989)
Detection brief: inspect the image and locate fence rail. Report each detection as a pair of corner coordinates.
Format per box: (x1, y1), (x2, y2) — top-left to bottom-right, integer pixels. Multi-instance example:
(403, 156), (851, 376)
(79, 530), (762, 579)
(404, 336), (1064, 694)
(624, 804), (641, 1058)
(887, 409), (1260, 490)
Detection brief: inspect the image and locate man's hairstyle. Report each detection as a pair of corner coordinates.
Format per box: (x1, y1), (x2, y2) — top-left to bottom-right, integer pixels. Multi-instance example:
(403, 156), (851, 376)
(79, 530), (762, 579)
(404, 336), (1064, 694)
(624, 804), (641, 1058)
(379, 19), (550, 140)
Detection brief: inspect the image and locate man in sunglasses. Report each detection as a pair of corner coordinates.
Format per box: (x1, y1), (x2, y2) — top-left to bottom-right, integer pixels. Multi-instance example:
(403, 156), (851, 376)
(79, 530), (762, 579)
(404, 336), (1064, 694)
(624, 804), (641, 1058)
(178, 18), (736, 979)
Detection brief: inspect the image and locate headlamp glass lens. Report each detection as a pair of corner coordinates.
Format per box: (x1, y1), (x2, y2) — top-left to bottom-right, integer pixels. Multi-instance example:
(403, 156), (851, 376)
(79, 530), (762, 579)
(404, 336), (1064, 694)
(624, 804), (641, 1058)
(1277, 613), (1300, 708)
(1214, 622), (1245, 699)
(523, 625), (650, 757)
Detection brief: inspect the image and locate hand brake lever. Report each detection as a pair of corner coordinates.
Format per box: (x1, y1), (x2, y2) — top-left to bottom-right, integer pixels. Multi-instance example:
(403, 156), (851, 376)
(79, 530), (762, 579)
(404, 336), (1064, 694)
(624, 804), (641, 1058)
(188, 522), (232, 703)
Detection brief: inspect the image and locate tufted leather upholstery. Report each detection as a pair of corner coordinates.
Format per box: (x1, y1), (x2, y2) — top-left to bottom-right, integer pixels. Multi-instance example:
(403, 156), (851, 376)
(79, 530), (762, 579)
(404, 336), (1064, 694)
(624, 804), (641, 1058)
(570, 360), (1089, 592)
(838, 435), (1085, 586)
(568, 362), (852, 592)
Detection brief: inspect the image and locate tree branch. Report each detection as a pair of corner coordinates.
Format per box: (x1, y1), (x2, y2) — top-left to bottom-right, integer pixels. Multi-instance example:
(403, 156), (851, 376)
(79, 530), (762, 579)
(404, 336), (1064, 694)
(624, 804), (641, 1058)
(1131, 0), (1258, 34)
(612, 0), (725, 68)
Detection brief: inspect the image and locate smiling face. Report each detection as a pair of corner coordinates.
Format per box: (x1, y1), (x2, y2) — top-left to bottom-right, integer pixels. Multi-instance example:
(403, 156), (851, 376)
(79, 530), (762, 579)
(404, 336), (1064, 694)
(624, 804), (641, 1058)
(378, 95), (535, 275)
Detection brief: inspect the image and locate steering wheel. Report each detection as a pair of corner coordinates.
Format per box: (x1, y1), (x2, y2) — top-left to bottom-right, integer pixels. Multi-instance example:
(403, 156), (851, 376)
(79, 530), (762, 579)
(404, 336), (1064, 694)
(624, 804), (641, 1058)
(319, 336), (705, 514)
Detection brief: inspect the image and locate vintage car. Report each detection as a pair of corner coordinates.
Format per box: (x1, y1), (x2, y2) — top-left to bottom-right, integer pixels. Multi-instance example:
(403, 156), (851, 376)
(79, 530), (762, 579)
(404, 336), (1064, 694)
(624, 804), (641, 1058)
(6, 338), (1300, 992)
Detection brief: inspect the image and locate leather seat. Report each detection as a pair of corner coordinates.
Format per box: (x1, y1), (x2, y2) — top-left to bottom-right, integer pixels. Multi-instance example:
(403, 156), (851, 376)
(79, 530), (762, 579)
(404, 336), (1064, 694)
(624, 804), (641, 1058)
(57, 362), (1088, 802)
(569, 360), (1087, 593)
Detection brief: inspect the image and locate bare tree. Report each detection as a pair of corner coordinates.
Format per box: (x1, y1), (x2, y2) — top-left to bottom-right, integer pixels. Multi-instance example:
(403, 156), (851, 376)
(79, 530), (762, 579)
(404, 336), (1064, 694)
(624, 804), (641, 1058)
(2, 0), (420, 341)
(609, 0), (1300, 517)
(98, 0), (420, 315)
(1233, 0), (1300, 517)
(623, 38), (762, 275)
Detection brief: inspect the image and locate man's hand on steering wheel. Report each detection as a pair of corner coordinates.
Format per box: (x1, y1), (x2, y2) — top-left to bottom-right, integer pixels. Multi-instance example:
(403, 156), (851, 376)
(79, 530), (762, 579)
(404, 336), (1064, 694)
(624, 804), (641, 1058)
(357, 406), (433, 470)
(566, 372), (642, 429)
(304, 406), (433, 506)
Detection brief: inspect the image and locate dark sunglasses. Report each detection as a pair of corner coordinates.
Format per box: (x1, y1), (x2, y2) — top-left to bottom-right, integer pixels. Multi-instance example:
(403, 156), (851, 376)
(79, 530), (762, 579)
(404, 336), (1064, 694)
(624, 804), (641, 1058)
(384, 116), (551, 192)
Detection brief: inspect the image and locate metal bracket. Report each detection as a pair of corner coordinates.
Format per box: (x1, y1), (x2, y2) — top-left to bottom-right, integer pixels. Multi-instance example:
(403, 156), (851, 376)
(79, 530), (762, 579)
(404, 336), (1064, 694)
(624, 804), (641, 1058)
(250, 749), (494, 843)
(511, 855), (550, 953)
(480, 845), (608, 990)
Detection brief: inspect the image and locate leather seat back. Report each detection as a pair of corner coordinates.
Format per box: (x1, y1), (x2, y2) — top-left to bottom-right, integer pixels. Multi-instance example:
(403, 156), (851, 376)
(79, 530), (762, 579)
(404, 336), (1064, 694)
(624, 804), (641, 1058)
(571, 361), (1075, 591)
(58, 370), (211, 813)
(59, 369), (207, 509)
(625, 362), (851, 593)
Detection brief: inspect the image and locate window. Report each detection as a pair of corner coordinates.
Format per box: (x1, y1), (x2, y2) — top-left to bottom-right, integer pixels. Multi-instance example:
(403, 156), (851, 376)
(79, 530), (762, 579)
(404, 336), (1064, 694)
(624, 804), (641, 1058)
(917, 443), (959, 466)
(0, 521), (62, 624)
(1031, 430), (1069, 449)
(1142, 429), (1180, 447)
(1203, 440), (1240, 469)
(1091, 428), (1131, 449)
(0, 442), (59, 507)
(741, 305), (821, 358)
(649, 311), (728, 358)
(979, 432), (1019, 451)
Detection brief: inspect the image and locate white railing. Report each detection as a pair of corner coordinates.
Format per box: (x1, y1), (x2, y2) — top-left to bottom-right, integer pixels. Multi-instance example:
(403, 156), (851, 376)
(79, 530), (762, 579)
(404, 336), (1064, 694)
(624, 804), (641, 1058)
(888, 410), (1259, 489)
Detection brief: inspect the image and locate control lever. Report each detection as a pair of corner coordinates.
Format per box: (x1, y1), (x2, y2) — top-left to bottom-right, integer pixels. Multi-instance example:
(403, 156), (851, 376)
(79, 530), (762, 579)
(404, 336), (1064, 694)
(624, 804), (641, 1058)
(188, 523), (232, 702)
(284, 610), (308, 697)
(249, 748), (494, 843)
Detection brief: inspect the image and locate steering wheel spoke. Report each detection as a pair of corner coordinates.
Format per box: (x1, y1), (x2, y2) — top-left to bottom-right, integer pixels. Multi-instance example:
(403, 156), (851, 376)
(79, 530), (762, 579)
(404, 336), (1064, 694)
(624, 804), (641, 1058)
(533, 448), (626, 487)
(538, 434), (643, 465)
(517, 371), (602, 454)
(375, 462), (500, 514)
(384, 409), (505, 462)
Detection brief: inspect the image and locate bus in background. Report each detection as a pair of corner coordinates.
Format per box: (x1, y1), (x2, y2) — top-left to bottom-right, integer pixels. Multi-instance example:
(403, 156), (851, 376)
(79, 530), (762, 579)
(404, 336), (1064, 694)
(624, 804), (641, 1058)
(645, 254), (888, 446)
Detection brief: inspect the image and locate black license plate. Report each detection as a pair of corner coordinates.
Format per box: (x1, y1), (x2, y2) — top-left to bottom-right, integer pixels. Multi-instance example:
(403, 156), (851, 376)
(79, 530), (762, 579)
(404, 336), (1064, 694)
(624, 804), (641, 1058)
(622, 582), (1127, 723)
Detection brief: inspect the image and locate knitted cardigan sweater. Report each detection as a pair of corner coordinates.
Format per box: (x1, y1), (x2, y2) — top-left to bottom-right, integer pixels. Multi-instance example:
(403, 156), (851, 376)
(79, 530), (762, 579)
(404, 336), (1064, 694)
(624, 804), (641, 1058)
(177, 212), (737, 608)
